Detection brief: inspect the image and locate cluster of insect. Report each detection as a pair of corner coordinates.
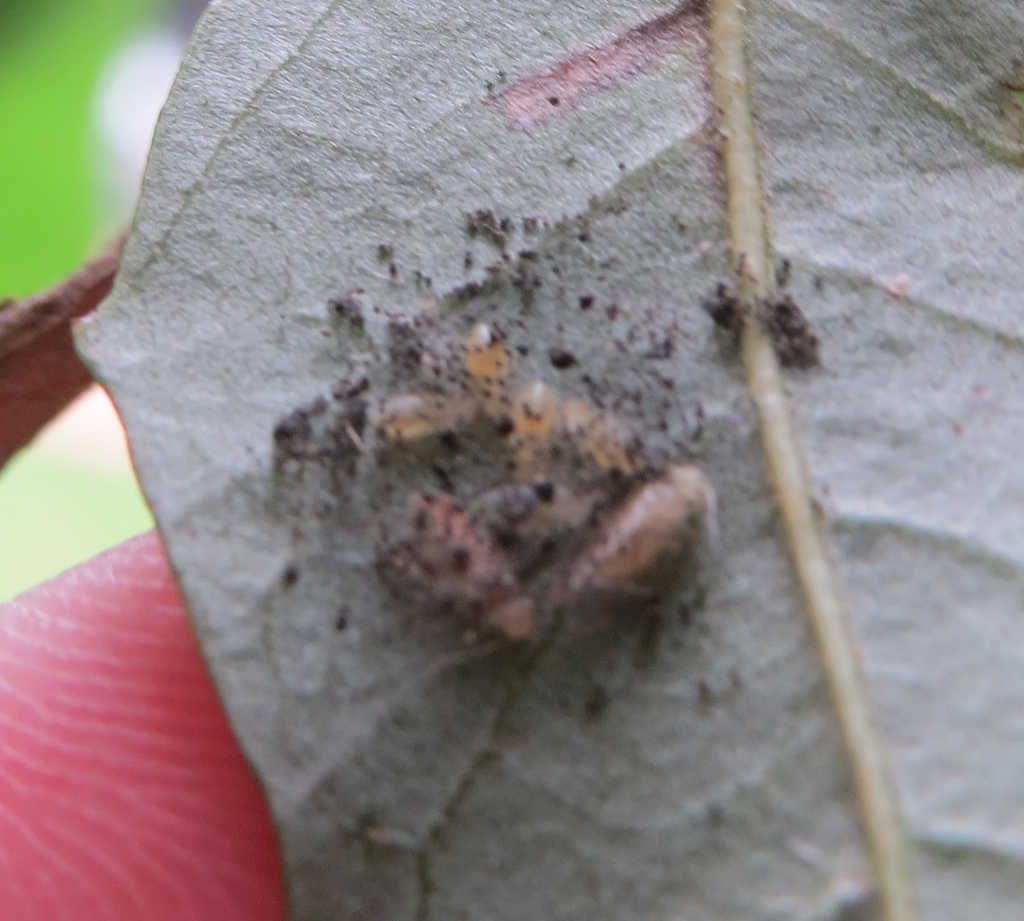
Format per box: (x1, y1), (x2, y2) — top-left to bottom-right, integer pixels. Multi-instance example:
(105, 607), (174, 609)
(367, 319), (717, 644)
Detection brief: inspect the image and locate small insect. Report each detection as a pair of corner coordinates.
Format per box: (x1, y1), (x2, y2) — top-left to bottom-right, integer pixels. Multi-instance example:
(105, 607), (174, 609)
(373, 392), (474, 444)
(556, 397), (640, 474)
(568, 464), (716, 603)
(368, 318), (717, 642)
(464, 321), (512, 414)
(377, 491), (534, 641)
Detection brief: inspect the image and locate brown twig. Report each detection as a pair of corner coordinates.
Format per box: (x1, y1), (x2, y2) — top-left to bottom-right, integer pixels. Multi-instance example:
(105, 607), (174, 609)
(0, 235), (125, 468)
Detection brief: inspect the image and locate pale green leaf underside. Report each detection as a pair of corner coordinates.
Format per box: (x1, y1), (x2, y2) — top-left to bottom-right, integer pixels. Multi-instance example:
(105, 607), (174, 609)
(80, 0), (1024, 918)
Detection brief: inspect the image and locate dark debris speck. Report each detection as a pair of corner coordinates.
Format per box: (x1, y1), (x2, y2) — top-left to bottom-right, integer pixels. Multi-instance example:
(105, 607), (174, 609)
(702, 283), (743, 334)
(533, 481), (555, 502)
(584, 686), (609, 720)
(764, 294), (820, 369)
(274, 409), (312, 445)
(548, 347), (578, 370)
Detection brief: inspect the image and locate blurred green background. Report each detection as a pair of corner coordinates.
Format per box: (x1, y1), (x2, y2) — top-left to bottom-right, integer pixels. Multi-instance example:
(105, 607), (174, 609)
(0, 0), (191, 600)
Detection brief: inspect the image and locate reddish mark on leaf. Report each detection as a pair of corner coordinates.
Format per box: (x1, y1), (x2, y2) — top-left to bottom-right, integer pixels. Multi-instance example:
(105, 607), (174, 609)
(885, 272), (913, 300)
(498, 0), (708, 129)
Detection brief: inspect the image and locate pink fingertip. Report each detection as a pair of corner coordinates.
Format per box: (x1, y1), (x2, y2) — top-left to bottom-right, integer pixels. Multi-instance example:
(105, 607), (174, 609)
(0, 531), (283, 921)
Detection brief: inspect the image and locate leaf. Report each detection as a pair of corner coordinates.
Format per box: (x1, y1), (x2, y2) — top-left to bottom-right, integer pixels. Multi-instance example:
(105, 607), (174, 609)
(78, 0), (1024, 919)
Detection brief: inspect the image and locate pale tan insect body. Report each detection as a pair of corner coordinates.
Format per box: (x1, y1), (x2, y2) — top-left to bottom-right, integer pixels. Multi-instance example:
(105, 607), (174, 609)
(570, 465), (716, 594)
